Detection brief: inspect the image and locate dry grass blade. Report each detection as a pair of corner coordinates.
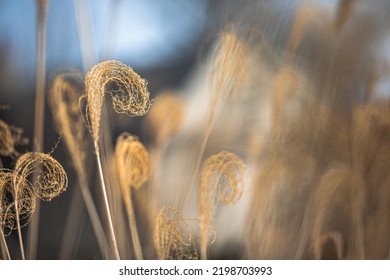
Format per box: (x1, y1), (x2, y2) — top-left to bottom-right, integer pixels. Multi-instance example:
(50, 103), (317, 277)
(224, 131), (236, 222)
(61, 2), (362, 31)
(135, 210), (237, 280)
(85, 60), (151, 145)
(115, 132), (149, 259)
(199, 151), (247, 260)
(154, 206), (197, 260)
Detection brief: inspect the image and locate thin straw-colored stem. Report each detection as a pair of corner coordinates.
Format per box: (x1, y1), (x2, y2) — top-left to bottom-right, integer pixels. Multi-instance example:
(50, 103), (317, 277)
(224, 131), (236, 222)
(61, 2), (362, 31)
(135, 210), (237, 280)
(60, 171), (111, 259)
(29, 0), (49, 260)
(14, 198), (25, 260)
(123, 188), (143, 260)
(95, 143), (120, 260)
(0, 228), (11, 260)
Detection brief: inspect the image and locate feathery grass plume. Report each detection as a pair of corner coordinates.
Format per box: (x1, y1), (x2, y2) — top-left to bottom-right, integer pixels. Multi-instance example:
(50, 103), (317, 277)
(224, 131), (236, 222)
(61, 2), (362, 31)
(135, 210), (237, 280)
(176, 26), (248, 212)
(286, 3), (329, 63)
(270, 66), (300, 132)
(49, 72), (110, 259)
(352, 104), (390, 258)
(146, 92), (185, 146)
(14, 152), (68, 201)
(84, 60), (151, 259)
(85, 60), (151, 145)
(0, 169), (36, 259)
(199, 151), (247, 260)
(13, 152), (67, 259)
(334, 0), (355, 32)
(154, 206), (197, 260)
(296, 165), (365, 259)
(115, 132), (148, 260)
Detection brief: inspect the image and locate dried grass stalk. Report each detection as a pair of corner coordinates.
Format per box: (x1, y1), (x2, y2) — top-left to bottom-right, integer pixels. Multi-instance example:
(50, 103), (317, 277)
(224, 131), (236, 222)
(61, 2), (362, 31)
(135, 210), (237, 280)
(84, 60), (151, 259)
(115, 132), (149, 260)
(176, 26), (248, 211)
(154, 206), (197, 260)
(49, 71), (110, 259)
(199, 151), (247, 260)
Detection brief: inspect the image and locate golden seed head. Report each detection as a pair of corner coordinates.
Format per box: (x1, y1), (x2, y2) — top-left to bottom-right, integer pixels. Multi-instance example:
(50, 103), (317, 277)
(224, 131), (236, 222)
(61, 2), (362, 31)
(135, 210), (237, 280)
(199, 151), (247, 248)
(14, 152), (68, 201)
(85, 60), (151, 144)
(0, 169), (36, 235)
(115, 132), (149, 191)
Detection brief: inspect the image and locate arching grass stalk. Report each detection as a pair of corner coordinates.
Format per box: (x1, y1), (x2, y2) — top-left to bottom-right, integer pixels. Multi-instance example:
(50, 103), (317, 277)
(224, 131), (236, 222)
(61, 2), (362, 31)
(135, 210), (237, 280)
(84, 60), (151, 260)
(115, 133), (149, 260)
(49, 72), (110, 259)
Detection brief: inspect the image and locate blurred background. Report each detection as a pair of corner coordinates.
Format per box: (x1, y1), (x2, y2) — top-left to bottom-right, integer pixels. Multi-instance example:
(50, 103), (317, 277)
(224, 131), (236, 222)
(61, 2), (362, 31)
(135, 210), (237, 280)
(1, 0), (390, 259)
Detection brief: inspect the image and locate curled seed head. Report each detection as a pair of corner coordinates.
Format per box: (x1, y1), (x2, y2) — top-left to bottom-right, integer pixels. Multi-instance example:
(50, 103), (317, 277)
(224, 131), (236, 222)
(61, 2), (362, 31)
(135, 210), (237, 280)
(14, 152), (68, 201)
(154, 206), (198, 260)
(146, 92), (185, 145)
(49, 71), (86, 173)
(0, 170), (36, 236)
(115, 133), (149, 191)
(199, 151), (247, 248)
(85, 60), (151, 144)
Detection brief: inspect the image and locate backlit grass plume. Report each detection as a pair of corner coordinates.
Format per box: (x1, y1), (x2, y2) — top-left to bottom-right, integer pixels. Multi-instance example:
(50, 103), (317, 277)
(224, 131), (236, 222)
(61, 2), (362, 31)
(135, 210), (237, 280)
(146, 92), (185, 146)
(154, 206), (197, 260)
(84, 60), (151, 260)
(176, 26), (248, 212)
(115, 132), (149, 260)
(199, 151), (247, 260)
(49, 71), (110, 259)
(85, 60), (151, 144)
(14, 152), (68, 201)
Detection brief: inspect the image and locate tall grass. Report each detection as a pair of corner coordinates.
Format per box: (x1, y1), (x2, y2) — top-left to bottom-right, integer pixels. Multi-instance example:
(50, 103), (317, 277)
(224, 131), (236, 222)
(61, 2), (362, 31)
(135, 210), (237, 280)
(1, 0), (390, 260)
